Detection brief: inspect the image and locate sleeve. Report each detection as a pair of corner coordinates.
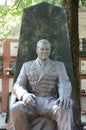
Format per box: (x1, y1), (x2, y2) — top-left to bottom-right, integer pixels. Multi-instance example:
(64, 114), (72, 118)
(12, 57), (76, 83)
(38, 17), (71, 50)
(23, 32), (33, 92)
(13, 63), (28, 100)
(58, 62), (72, 98)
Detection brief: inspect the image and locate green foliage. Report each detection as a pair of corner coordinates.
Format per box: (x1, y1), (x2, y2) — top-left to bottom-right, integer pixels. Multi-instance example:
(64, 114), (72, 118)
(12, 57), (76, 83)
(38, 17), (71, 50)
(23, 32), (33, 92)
(0, 6), (4, 13)
(79, 0), (86, 6)
(0, 0), (62, 38)
(0, 0), (62, 17)
(0, 0), (86, 17)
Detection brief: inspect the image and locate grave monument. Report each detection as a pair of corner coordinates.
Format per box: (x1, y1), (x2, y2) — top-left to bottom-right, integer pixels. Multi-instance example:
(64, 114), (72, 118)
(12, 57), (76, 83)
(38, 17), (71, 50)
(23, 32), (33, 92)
(9, 2), (80, 130)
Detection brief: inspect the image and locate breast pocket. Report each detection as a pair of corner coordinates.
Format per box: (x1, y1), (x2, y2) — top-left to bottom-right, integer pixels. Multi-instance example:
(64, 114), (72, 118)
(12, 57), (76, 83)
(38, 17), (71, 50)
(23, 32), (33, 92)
(47, 68), (58, 77)
(27, 70), (39, 81)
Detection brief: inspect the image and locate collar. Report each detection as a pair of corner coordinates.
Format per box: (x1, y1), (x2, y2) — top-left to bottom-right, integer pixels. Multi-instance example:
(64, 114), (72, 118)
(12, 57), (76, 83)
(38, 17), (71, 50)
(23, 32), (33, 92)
(36, 57), (49, 66)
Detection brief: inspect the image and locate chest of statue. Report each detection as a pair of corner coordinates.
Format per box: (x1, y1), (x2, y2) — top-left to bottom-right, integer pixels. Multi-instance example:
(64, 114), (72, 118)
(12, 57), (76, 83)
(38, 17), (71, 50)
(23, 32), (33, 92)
(27, 67), (58, 94)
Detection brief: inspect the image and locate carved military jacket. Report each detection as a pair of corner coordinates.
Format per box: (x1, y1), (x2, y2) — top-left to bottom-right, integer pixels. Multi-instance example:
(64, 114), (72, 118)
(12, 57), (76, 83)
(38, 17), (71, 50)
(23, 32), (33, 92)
(14, 58), (72, 100)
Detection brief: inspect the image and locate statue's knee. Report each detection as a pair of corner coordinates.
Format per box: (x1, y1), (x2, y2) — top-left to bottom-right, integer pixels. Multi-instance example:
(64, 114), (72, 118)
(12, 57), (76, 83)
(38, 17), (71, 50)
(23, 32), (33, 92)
(10, 101), (38, 118)
(10, 101), (24, 113)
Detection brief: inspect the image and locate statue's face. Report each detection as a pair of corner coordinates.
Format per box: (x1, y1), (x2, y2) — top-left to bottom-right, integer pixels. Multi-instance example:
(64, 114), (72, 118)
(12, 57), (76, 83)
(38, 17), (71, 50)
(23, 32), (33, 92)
(36, 42), (51, 61)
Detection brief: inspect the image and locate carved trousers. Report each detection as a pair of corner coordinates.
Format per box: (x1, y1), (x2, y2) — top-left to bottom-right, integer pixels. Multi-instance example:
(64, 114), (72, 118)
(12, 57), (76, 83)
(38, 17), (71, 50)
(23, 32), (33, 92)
(10, 97), (73, 130)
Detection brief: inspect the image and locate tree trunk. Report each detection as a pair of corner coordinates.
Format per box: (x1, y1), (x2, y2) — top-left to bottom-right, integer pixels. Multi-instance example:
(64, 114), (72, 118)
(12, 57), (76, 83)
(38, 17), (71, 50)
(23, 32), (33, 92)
(62, 0), (81, 129)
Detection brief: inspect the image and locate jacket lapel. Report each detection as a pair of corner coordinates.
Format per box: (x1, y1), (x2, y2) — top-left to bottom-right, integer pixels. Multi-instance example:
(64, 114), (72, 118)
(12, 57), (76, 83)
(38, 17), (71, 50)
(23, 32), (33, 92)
(32, 59), (55, 83)
(38, 59), (54, 82)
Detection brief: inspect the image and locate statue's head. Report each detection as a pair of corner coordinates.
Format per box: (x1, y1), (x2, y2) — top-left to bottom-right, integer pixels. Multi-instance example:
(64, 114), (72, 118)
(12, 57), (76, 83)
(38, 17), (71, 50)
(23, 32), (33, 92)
(36, 39), (51, 61)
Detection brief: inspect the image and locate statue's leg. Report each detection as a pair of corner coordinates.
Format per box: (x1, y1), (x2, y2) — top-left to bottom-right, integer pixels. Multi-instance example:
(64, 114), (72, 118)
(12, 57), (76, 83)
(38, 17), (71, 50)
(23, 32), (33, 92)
(10, 101), (38, 130)
(37, 97), (73, 130)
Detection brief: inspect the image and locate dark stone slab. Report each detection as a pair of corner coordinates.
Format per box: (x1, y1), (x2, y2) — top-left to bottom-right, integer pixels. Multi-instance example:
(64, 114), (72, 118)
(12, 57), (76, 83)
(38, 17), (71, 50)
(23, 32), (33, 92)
(13, 2), (80, 130)
(15, 3), (73, 83)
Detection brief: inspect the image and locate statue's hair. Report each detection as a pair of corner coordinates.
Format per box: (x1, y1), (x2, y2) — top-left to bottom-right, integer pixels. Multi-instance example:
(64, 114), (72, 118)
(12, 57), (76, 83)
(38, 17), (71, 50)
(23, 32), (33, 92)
(37, 39), (51, 48)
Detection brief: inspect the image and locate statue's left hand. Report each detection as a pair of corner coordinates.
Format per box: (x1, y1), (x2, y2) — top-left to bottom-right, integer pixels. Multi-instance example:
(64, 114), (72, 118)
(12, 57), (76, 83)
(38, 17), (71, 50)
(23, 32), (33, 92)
(57, 96), (73, 109)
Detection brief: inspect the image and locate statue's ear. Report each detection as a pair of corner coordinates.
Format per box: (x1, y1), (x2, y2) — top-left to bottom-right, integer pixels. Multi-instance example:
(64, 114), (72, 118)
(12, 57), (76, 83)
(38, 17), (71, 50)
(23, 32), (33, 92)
(36, 47), (38, 54)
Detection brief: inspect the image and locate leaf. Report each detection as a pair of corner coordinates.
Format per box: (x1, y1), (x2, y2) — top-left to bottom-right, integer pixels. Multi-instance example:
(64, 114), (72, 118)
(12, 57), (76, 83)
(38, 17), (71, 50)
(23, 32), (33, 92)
(0, 6), (4, 13)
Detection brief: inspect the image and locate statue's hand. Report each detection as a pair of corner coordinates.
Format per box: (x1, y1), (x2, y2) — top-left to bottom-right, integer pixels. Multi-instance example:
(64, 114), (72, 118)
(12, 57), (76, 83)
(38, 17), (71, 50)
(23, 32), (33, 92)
(57, 96), (73, 109)
(22, 93), (37, 107)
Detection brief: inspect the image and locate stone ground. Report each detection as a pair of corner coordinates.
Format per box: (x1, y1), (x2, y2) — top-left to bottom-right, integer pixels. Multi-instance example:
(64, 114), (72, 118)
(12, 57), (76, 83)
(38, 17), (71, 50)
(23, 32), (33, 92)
(0, 113), (6, 130)
(81, 114), (86, 130)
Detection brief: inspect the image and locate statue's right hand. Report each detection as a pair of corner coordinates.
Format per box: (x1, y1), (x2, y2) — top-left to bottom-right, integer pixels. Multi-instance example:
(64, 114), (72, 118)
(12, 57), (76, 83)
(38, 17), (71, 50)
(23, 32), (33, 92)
(22, 93), (37, 107)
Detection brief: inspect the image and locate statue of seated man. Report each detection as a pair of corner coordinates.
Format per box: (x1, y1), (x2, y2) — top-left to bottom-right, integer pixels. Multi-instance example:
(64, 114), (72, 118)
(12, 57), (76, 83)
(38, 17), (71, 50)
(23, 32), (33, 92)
(10, 39), (73, 130)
